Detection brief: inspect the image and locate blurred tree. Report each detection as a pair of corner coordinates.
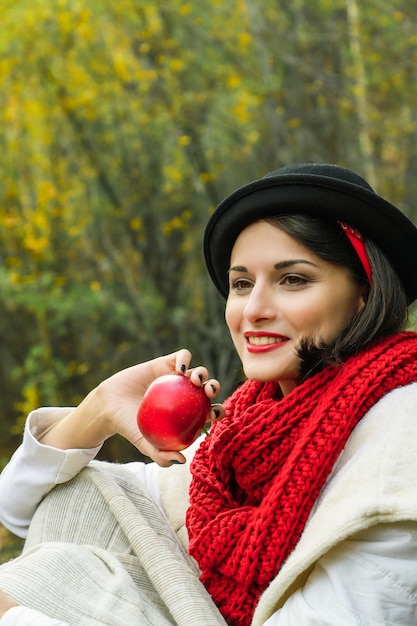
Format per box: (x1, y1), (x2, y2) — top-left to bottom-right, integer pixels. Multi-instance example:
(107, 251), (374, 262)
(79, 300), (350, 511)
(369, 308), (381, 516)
(0, 0), (416, 463)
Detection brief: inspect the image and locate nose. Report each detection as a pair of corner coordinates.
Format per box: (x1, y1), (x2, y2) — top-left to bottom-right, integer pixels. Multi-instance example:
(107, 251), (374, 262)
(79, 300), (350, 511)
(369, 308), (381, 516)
(244, 283), (277, 324)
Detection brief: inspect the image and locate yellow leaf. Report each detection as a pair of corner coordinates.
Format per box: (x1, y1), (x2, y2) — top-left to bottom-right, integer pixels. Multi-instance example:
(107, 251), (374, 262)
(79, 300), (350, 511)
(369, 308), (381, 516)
(227, 73), (241, 89)
(287, 118), (302, 129)
(179, 4), (192, 15)
(179, 135), (191, 146)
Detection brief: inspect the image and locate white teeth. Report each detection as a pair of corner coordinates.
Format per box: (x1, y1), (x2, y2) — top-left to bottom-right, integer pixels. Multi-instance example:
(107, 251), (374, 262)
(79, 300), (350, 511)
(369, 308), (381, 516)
(247, 336), (284, 345)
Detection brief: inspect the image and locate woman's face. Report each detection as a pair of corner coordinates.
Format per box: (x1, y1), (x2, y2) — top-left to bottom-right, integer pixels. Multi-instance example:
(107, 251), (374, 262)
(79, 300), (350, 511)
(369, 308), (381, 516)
(225, 220), (366, 395)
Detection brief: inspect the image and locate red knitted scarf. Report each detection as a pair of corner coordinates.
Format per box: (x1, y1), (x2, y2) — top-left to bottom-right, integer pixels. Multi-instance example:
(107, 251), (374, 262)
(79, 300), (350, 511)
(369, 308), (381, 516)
(186, 332), (417, 626)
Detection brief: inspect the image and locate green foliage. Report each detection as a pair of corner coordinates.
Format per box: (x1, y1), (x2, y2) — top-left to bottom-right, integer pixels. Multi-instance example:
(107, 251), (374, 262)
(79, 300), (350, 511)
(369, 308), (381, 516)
(0, 524), (24, 563)
(0, 0), (417, 460)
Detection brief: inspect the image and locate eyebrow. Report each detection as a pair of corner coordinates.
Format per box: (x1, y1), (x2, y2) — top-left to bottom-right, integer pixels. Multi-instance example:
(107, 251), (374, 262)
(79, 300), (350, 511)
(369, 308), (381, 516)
(228, 259), (320, 273)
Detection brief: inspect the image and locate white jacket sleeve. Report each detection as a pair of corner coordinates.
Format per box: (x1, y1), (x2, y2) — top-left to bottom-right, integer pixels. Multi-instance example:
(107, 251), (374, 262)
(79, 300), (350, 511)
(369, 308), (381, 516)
(0, 408), (102, 538)
(0, 606), (69, 625)
(264, 522), (417, 625)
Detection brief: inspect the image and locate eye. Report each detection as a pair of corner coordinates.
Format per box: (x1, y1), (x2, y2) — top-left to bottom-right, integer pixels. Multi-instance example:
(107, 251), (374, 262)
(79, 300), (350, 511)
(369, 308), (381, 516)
(230, 277), (254, 292)
(282, 274), (308, 287)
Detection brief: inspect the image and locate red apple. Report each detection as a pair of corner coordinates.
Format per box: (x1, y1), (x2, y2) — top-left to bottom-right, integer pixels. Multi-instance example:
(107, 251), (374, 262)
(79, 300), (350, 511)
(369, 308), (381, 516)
(137, 374), (211, 451)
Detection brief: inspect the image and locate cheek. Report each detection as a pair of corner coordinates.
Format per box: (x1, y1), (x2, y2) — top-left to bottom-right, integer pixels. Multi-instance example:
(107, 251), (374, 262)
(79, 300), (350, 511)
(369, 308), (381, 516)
(302, 295), (359, 340)
(225, 301), (245, 349)
(225, 300), (238, 331)
(224, 302), (232, 329)
(289, 298), (334, 338)
(287, 300), (323, 331)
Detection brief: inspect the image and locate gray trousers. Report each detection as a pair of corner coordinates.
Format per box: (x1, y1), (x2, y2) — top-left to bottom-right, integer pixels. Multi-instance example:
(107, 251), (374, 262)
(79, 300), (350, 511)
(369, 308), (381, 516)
(0, 462), (227, 625)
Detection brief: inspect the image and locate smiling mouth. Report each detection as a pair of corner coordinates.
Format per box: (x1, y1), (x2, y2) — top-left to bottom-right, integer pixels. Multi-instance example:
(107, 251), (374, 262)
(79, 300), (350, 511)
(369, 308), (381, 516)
(247, 336), (286, 345)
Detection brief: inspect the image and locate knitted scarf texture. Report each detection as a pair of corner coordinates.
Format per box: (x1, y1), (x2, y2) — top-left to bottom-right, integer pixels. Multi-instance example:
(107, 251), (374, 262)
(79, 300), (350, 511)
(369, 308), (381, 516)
(186, 331), (417, 626)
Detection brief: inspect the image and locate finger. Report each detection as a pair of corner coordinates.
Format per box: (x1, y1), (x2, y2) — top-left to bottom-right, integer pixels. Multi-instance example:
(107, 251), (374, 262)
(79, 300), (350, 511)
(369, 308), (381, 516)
(154, 449), (187, 468)
(202, 378), (221, 398)
(174, 348), (193, 375)
(207, 403), (226, 423)
(137, 437), (187, 467)
(188, 366), (209, 386)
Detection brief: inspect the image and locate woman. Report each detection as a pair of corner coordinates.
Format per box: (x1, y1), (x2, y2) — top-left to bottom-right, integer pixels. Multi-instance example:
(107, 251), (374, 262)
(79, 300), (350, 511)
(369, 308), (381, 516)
(1, 162), (417, 625)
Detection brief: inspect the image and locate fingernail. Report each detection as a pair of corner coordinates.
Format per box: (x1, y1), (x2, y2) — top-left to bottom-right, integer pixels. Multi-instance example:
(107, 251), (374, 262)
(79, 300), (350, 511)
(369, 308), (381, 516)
(198, 373), (204, 382)
(213, 408), (221, 419)
(203, 380), (217, 393)
(180, 364), (186, 373)
(170, 460), (183, 465)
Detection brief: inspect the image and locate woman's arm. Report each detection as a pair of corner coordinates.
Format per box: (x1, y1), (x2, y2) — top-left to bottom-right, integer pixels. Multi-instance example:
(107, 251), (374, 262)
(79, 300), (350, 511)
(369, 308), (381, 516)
(38, 348), (222, 466)
(0, 349), (223, 537)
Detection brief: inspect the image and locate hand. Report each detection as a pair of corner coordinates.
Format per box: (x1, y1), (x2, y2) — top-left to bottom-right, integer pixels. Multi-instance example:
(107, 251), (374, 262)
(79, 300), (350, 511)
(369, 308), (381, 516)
(40, 349), (224, 466)
(0, 589), (17, 617)
(94, 348), (224, 464)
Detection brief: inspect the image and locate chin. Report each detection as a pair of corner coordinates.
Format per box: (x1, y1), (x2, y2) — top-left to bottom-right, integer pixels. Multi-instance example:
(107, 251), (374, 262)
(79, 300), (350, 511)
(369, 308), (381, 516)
(242, 359), (300, 386)
(243, 367), (283, 383)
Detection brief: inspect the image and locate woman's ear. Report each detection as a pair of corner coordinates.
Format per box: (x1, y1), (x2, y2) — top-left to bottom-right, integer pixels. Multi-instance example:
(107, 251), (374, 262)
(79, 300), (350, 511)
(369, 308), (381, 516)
(357, 285), (369, 313)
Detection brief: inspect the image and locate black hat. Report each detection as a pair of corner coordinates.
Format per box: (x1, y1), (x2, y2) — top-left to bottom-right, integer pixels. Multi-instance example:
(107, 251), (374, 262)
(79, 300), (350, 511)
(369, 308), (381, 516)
(204, 162), (417, 303)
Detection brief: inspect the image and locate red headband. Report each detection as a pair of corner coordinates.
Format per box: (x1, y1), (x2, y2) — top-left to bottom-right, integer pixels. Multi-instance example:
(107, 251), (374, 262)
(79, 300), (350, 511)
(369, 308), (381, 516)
(338, 221), (372, 284)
